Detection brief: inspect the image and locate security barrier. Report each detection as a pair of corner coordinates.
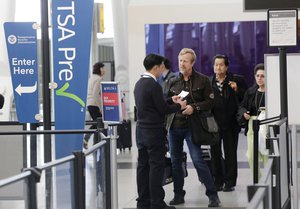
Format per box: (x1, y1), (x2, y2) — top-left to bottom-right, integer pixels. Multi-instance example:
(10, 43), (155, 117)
(246, 117), (291, 209)
(0, 128), (112, 209)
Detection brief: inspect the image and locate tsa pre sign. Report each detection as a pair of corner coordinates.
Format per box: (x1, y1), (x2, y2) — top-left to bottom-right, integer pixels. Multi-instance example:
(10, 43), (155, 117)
(52, 0), (94, 158)
(4, 22), (39, 123)
(101, 82), (122, 123)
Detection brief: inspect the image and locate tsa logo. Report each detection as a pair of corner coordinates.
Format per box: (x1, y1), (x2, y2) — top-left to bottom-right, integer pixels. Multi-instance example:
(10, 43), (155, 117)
(7, 35), (17, 44)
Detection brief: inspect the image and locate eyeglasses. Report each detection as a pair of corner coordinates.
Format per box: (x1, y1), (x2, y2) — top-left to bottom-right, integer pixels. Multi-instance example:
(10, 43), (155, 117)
(255, 74), (264, 78)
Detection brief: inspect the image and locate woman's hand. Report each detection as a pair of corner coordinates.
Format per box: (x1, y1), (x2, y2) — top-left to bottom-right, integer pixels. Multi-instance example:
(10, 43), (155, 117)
(243, 111), (251, 120)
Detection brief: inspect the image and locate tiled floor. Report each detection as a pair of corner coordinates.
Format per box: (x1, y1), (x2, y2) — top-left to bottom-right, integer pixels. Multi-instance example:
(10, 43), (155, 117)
(116, 123), (300, 209)
(117, 133), (251, 209)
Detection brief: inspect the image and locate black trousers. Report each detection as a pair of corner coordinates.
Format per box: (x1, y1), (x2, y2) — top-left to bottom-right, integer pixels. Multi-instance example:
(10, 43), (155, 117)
(85, 106), (104, 142)
(210, 127), (239, 187)
(136, 126), (167, 209)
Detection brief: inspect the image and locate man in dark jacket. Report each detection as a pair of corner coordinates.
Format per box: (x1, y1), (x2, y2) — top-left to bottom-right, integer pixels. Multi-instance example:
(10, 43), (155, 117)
(134, 53), (186, 209)
(166, 48), (220, 208)
(158, 57), (177, 99)
(210, 54), (247, 192)
(0, 94), (4, 109)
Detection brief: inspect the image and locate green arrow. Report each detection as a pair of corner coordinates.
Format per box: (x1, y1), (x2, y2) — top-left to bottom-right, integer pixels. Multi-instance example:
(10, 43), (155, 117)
(56, 82), (85, 107)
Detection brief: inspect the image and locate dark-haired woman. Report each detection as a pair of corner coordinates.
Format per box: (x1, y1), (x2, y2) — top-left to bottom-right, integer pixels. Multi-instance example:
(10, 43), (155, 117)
(237, 63), (268, 178)
(84, 62), (105, 149)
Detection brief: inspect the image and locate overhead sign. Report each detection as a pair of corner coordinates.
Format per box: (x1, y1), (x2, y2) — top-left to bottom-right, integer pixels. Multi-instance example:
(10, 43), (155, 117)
(52, 0), (94, 158)
(4, 22), (39, 123)
(101, 82), (122, 123)
(268, 9), (298, 47)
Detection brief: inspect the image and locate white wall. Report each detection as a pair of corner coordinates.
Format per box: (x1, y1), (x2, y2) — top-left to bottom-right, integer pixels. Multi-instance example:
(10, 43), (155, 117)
(127, 0), (267, 115)
(265, 54), (300, 124)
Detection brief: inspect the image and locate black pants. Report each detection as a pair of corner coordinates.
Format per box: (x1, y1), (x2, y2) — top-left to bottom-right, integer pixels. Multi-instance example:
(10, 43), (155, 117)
(85, 106), (104, 143)
(210, 127), (239, 187)
(136, 126), (167, 209)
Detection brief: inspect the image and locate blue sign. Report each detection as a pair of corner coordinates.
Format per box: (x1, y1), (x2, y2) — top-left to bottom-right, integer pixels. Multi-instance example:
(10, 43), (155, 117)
(101, 82), (122, 123)
(4, 22), (39, 123)
(52, 0), (94, 158)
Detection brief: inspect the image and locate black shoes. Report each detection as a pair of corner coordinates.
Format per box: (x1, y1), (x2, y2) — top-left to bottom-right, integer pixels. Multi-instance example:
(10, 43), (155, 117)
(169, 195), (184, 205)
(214, 184), (223, 192)
(208, 196), (221, 207)
(223, 186), (235, 192)
(169, 191), (185, 205)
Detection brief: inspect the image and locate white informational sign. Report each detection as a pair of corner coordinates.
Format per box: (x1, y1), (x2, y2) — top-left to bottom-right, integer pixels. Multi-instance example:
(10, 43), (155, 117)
(267, 9), (298, 47)
(265, 53), (300, 125)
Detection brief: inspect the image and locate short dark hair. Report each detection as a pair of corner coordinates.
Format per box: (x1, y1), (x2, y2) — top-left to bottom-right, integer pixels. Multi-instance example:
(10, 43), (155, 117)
(143, 54), (165, 71)
(164, 58), (171, 70)
(254, 63), (264, 75)
(213, 54), (229, 66)
(93, 62), (105, 74)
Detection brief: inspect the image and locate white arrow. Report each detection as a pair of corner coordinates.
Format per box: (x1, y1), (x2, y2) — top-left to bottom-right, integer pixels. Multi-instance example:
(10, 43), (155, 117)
(15, 82), (37, 96)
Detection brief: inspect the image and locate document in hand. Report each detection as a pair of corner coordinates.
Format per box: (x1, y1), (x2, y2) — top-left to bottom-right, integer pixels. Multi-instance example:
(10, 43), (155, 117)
(178, 90), (189, 98)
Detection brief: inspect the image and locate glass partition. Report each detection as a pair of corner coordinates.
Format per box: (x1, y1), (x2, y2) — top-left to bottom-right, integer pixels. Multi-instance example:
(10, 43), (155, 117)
(37, 159), (75, 209)
(85, 145), (106, 209)
(0, 179), (27, 209)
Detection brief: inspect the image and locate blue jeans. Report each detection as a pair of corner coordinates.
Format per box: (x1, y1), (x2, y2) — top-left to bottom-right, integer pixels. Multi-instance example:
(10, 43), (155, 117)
(169, 127), (217, 199)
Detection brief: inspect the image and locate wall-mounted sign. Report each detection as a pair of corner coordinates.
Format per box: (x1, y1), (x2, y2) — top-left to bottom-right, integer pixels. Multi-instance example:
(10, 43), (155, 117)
(101, 82), (122, 123)
(268, 9), (298, 47)
(4, 22), (39, 123)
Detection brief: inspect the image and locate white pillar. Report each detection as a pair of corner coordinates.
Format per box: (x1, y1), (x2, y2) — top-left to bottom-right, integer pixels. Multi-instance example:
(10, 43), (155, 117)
(111, 0), (130, 118)
(0, 0), (15, 121)
(0, 0), (15, 75)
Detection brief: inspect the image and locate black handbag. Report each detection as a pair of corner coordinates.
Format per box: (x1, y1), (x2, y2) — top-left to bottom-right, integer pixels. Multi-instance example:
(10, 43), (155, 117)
(163, 151), (188, 185)
(188, 111), (219, 146)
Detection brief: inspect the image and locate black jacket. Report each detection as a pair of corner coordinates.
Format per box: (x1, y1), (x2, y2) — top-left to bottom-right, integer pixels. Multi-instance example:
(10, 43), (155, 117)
(211, 73), (245, 130)
(166, 69), (214, 130)
(237, 85), (260, 134)
(134, 76), (181, 128)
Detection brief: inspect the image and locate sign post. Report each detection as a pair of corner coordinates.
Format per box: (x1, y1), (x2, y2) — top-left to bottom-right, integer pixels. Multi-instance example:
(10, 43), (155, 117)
(4, 22), (39, 123)
(101, 81), (122, 209)
(267, 9), (298, 209)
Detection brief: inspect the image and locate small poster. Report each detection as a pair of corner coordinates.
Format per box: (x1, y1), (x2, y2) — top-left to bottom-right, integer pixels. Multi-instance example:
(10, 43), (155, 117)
(268, 9), (298, 47)
(101, 82), (122, 123)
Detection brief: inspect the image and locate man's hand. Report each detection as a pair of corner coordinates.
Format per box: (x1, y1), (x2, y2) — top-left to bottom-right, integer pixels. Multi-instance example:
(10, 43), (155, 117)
(172, 95), (187, 110)
(177, 99), (187, 110)
(182, 105), (194, 115)
(171, 95), (181, 103)
(228, 81), (238, 91)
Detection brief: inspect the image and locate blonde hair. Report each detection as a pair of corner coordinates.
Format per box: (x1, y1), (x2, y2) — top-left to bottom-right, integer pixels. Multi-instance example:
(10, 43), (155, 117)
(178, 48), (197, 63)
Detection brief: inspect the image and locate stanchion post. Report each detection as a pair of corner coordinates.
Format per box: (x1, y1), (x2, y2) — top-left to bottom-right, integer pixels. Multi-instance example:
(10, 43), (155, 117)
(30, 123), (38, 167)
(108, 124), (119, 209)
(271, 155), (281, 209)
(253, 119), (260, 184)
(73, 151), (85, 209)
(104, 137), (111, 209)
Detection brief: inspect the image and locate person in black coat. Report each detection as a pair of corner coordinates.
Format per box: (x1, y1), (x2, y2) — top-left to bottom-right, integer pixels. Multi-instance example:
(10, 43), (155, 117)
(210, 55), (247, 192)
(237, 63), (267, 177)
(0, 94), (4, 109)
(134, 53), (186, 209)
